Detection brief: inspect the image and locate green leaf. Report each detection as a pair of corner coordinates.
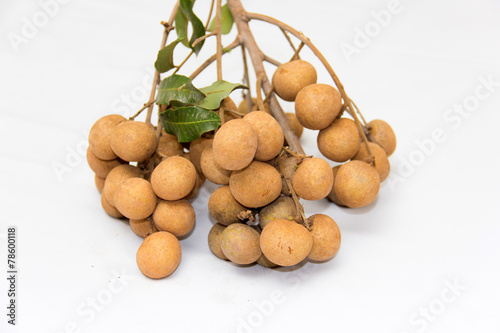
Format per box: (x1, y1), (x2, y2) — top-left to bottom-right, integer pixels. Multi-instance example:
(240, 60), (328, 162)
(208, 4), (234, 35)
(154, 38), (182, 73)
(156, 75), (206, 105)
(195, 80), (247, 110)
(159, 107), (221, 142)
(175, 10), (190, 48)
(179, 0), (206, 54)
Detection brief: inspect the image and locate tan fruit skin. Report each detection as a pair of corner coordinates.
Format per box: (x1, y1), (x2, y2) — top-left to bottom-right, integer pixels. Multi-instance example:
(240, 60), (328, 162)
(213, 119), (258, 171)
(136, 231), (181, 279)
(260, 219), (313, 267)
(113, 178), (157, 220)
(334, 160), (380, 208)
(102, 164), (142, 206)
(189, 138), (213, 173)
(208, 186), (247, 226)
(94, 175), (106, 193)
(272, 60), (317, 102)
(307, 214), (341, 262)
(317, 118), (361, 162)
(221, 223), (261, 265)
(86, 147), (124, 178)
(151, 156), (197, 201)
(130, 218), (158, 238)
(256, 253), (278, 268)
(243, 111), (284, 162)
(208, 223), (228, 260)
(89, 114), (126, 160)
(100, 194), (123, 219)
(230, 161), (282, 208)
(292, 157), (334, 201)
(327, 166), (346, 206)
(110, 121), (157, 162)
(367, 119), (397, 156)
(295, 84), (342, 130)
(353, 142), (390, 182)
(200, 146), (231, 185)
(153, 200), (195, 238)
(259, 196), (297, 229)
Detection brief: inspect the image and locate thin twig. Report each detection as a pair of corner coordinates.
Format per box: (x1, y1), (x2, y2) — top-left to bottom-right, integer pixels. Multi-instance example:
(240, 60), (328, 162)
(282, 146), (312, 159)
(192, 30), (217, 47)
(263, 85), (274, 104)
(129, 101), (155, 120)
(263, 54), (282, 67)
(173, 50), (194, 75)
(215, 0), (223, 80)
(241, 44), (253, 112)
(205, 0), (216, 27)
(351, 100), (368, 126)
(255, 74), (265, 111)
(189, 38), (240, 80)
(290, 41), (304, 61)
(280, 27), (299, 59)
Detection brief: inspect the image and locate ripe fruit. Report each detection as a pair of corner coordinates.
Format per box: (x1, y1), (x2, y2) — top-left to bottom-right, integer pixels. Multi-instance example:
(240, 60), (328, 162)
(260, 219), (312, 266)
(353, 142), (390, 182)
(292, 157), (333, 201)
(130, 218), (158, 238)
(101, 194), (123, 219)
(259, 196), (297, 229)
(153, 200), (196, 238)
(86, 147), (124, 178)
(272, 60), (317, 101)
(221, 223), (261, 265)
(88, 114), (126, 160)
(212, 119), (257, 170)
(95, 175), (105, 193)
(367, 119), (396, 156)
(230, 161), (282, 208)
(189, 137), (213, 173)
(256, 253), (278, 268)
(110, 121), (157, 162)
(136, 231), (181, 279)
(243, 111), (284, 161)
(156, 134), (183, 158)
(113, 178), (157, 220)
(102, 164), (142, 206)
(286, 112), (303, 139)
(208, 223), (228, 260)
(327, 165), (345, 206)
(295, 84), (342, 130)
(200, 146), (231, 185)
(307, 214), (341, 261)
(151, 156), (197, 201)
(208, 186), (247, 226)
(334, 160), (380, 208)
(317, 118), (360, 162)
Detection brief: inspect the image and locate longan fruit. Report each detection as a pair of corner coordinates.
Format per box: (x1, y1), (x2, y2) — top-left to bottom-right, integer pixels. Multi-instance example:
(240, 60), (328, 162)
(208, 223), (228, 260)
(272, 60), (317, 102)
(208, 186), (247, 226)
(260, 219), (313, 266)
(317, 118), (361, 162)
(243, 111), (284, 161)
(156, 135), (183, 158)
(113, 178), (157, 220)
(334, 160), (380, 208)
(221, 223), (261, 265)
(286, 112), (303, 139)
(212, 119), (257, 171)
(238, 98), (271, 114)
(189, 137), (213, 173)
(183, 171), (206, 200)
(102, 164), (142, 206)
(86, 147), (124, 178)
(153, 200), (195, 238)
(151, 156), (197, 201)
(259, 196), (297, 229)
(295, 84), (342, 130)
(89, 114), (126, 160)
(367, 119), (397, 156)
(100, 193), (123, 219)
(95, 175), (106, 193)
(220, 97), (238, 112)
(200, 146), (231, 185)
(230, 161), (282, 208)
(307, 214), (341, 262)
(110, 120), (157, 162)
(136, 231), (181, 279)
(292, 157), (333, 201)
(327, 165), (346, 207)
(130, 218), (158, 238)
(353, 142), (390, 182)
(257, 253), (278, 268)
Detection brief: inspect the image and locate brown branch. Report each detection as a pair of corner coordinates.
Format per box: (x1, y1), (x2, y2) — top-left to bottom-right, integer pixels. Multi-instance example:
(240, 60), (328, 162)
(129, 101), (155, 120)
(290, 41), (305, 61)
(189, 38), (240, 80)
(215, 0), (223, 80)
(241, 45), (253, 113)
(255, 74), (265, 111)
(192, 30), (217, 47)
(172, 50), (194, 75)
(263, 54), (282, 67)
(205, 0), (216, 27)
(280, 27), (299, 59)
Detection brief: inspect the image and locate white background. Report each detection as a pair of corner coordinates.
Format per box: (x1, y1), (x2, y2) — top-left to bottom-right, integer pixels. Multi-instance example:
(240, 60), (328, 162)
(1, 0), (499, 332)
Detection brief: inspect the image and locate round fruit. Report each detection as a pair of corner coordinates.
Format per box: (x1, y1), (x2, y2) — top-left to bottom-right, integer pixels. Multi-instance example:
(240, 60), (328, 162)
(221, 223), (261, 265)
(113, 178), (157, 220)
(327, 165), (346, 206)
(86, 147), (124, 178)
(317, 118), (361, 162)
(153, 200), (195, 238)
(292, 157), (333, 201)
(208, 186), (247, 226)
(200, 146), (231, 185)
(334, 160), (380, 208)
(102, 164), (142, 206)
(101, 193), (123, 219)
(136, 231), (181, 279)
(213, 119), (258, 170)
(260, 219), (312, 266)
(189, 137), (213, 173)
(183, 171), (206, 200)
(130, 218), (158, 238)
(307, 214), (341, 261)
(259, 196), (297, 229)
(95, 175), (106, 193)
(353, 142), (390, 182)
(156, 134), (183, 158)
(286, 112), (303, 139)
(88, 114), (126, 160)
(367, 119), (397, 156)
(272, 60), (317, 101)
(230, 161), (282, 208)
(208, 223), (228, 260)
(110, 120), (157, 162)
(295, 84), (342, 130)
(151, 156), (197, 201)
(220, 97), (238, 112)
(243, 111), (284, 161)
(256, 253), (278, 268)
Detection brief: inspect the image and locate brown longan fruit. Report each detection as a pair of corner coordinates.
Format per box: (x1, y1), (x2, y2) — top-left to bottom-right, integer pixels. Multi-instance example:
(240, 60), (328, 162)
(367, 119), (397, 156)
(295, 84), (342, 130)
(153, 200), (195, 238)
(286, 113), (303, 139)
(334, 160), (380, 208)
(238, 98), (271, 114)
(220, 97), (238, 113)
(102, 164), (142, 206)
(95, 175), (106, 193)
(151, 156), (197, 201)
(260, 219), (313, 267)
(89, 114), (126, 160)
(189, 137), (213, 173)
(86, 147), (124, 178)
(208, 223), (228, 260)
(327, 165), (346, 207)
(292, 157), (333, 201)
(136, 231), (181, 279)
(100, 193), (123, 219)
(213, 119), (258, 171)
(156, 135), (183, 158)
(130, 218), (158, 238)
(208, 186), (247, 226)
(317, 118), (361, 162)
(110, 120), (157, 162)
(221, 223), (261, 265)
(307, 214), (341, 262)
(243, 111), (284, 161)
(259, 196), (298, 229)
(200, 146), (231, 185)
(230, 161), (282, 208)
(113, 178), (157, 220)
(353, 142), (390, 182)
(183, 171), (206, 200)
(272, 60), (317, 101)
